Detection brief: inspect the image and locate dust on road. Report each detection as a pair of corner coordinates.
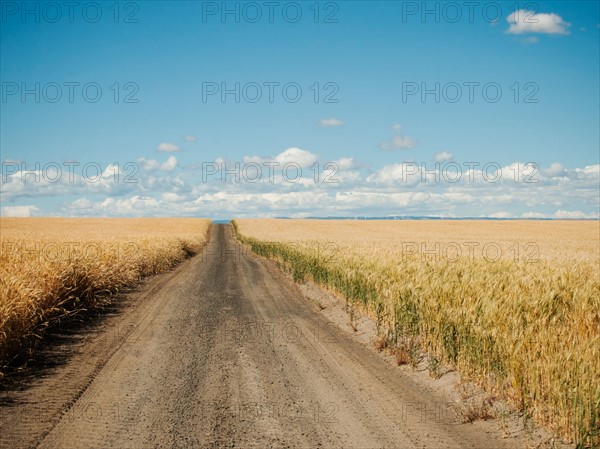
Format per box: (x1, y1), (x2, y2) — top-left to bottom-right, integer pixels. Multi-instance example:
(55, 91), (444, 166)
(1, 224), (524, 448)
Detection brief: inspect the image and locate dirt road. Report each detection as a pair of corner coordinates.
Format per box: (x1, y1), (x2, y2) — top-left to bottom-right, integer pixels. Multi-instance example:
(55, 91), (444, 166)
(1, 224), (524, 448)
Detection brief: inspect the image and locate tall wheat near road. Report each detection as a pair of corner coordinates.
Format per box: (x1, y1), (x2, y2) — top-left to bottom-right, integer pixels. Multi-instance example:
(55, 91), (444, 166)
(1, 224), (527, 448)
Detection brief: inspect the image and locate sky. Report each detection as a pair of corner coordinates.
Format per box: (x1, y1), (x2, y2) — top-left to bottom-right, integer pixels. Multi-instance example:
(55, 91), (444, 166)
(1, 0), (599, 219)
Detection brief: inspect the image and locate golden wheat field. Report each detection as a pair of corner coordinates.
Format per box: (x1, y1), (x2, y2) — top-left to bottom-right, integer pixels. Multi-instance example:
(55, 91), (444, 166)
(0, 218), (211, 366)
(233, 218), (600, 446)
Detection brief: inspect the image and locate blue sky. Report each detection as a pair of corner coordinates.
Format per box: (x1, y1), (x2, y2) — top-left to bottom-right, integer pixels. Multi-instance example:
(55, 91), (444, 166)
(1, 0), (599, 219)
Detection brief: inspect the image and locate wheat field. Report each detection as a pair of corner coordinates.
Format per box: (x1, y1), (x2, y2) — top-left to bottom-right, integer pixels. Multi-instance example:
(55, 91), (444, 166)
(0, 218), (211, 367)
(233, 218), (600, 446)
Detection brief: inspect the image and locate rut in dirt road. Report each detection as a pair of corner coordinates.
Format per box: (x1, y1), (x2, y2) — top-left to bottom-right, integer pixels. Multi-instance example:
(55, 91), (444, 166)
(2, 224), (521, 448)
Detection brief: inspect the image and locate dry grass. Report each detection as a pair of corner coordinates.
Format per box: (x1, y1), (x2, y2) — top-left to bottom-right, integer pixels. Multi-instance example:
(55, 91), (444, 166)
(233, 218), (600, 446)
(0, 218), (211, 367)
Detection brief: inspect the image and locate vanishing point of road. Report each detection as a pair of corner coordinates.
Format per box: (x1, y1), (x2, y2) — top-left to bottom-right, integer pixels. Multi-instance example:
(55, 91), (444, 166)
(1, 224), (524, 448)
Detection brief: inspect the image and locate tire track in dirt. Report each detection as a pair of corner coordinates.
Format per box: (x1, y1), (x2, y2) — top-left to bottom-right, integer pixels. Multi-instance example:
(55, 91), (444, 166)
(2, 224), (530, 448)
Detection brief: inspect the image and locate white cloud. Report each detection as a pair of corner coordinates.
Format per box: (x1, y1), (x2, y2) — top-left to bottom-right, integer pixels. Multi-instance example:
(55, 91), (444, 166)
(3, 153), (598, 219)
(101, 163), (124, 179)
(138, 158), (160, 171)
(157, 142), (180, 152)
(161, 155), (178, 171)
(161, 192), (186, 202)
(319, 118), (343, 127)
(507, 10), (571, 35)
(137, 156), (177, 172)
(71, 198), (92, 209)
(367, 163), (420, 186)
(380, 125), (416, 150)
(575, 165), (600, 177)
(59, 185), (600, 219)
(333, 157), (358, 170)
(1, 205), (39, 217)
(522, 212), (548, 219)
(541, 162), (566, 178)
(554, 210), (598, 219)
(434, 151), (453, 162)
(184, 135), (197, 142)
(98, 196), (160, 214)
(244, 147), (318, 169)
(274, 148), (317, 167)
(380, 136), (415, 151)
(488, 211), (515, 218)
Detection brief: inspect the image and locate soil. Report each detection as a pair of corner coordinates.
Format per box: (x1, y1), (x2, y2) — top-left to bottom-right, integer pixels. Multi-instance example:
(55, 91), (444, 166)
(0, 224), (565, 448)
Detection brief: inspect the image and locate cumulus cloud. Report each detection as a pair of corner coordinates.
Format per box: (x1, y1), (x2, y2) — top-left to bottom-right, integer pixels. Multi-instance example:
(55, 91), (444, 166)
(488, 211), (515, 218)
(434, 151), (453, 162)
(541, 162), (566, 178)
(381, 136), (416, 150)
(137, 156), (178, 172)
(70, 198), (92, 209)
(162, 192), (186, 202)
(161, 156), (178, 171)
(554, 210), (598, 219)
(243, 147), (318, 169)
(507, 10), (571, 35)
(98, 196), (160, 214)
(319, 118), (343, 127)
(575, 165), (600, 177)
(3, 151), (598, 219)
(184, 135), (197, 142)
(157, 142), (180, 152)
(275, 148), (317, 167)
(380, 125), (415, 150)
(522, 212), (548, 219)
(1, 205), (40, 217)
(137, 159), (161, 171)
(367, 163), (421, 186)
(0, 161), (141, 203)
(60, 181), (600, 219)
(332, 157), (358, 170)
